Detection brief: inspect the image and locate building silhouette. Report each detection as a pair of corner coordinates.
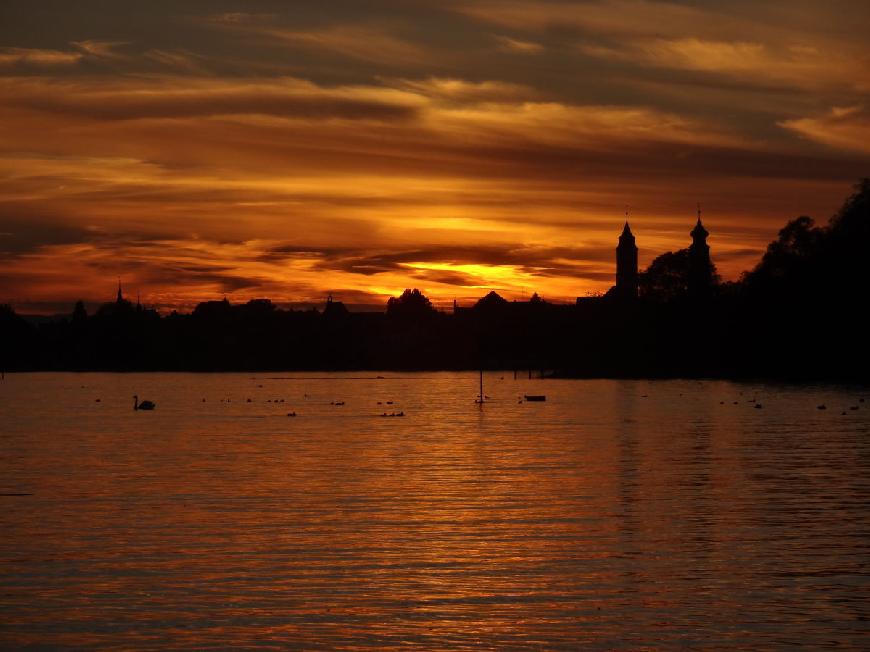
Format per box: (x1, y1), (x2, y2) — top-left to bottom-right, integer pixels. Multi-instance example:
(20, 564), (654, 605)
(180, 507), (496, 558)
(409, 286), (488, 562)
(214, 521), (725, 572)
(688, 207), (713, 296)
(323, 293), (349, 319)
(96, 279), (134, 318)
(591, 210), (715, 303)
(614, 221), (639, 299)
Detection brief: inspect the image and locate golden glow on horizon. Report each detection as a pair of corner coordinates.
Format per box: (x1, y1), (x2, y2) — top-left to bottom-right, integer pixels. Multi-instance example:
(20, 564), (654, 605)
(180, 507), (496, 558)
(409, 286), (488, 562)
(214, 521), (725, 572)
(1, 2), (868, 312)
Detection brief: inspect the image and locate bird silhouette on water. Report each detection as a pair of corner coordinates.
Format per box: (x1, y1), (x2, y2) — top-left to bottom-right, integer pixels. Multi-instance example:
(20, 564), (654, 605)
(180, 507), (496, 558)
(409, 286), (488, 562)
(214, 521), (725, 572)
(133, 395), (155, 411)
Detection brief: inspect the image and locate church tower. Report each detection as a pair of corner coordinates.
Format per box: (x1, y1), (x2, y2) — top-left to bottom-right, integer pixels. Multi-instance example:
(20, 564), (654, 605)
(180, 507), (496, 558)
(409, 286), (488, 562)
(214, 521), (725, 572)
(615, 221), (638, 299)
(688, 205), (713, 296)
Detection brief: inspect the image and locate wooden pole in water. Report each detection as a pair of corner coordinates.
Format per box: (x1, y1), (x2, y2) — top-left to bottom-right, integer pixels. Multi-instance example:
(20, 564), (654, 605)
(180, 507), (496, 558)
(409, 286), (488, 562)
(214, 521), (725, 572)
(479, 369), (484, 404)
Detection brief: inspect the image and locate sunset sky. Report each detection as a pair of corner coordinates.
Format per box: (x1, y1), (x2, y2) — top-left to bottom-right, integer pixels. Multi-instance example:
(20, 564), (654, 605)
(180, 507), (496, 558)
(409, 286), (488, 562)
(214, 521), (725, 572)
(1, 1), (869, 313)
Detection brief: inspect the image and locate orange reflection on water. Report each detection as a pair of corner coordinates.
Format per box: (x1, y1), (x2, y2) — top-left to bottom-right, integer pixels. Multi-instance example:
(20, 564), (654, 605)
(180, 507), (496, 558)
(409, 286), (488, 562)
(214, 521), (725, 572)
(0, 373), (868, 648)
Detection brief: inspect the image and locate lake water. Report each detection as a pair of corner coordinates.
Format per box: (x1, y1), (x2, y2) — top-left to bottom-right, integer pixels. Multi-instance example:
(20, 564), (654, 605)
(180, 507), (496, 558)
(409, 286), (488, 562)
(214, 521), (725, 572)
(1, 373), (868, 649)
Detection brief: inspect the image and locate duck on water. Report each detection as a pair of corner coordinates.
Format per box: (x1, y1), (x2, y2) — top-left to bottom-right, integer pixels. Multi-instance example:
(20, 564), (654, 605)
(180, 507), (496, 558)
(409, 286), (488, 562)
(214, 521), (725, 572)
(133, 395), (156, 411)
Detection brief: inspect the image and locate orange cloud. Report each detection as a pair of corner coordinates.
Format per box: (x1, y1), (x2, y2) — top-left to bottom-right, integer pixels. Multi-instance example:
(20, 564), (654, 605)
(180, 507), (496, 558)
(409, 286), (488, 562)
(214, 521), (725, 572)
(779, 106), (870, 155)
(580, 37), (870, 92)
(143, 49), (209, 73)
(206, 14), (427, 66)
(454, 0), (714, 35)
(458, 1), (870, 92)
(0, 69), (859, 314)
(71, 40), (128, 59)
(267, 26), (426, 64)
(493, 35), (544, 54)
(0, 47), (83, 66)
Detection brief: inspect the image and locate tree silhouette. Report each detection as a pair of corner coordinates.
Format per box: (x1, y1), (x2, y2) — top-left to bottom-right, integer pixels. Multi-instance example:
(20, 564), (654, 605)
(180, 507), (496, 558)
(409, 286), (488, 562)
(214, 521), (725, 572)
(743, 178), (869, 299)
(741, 216), (822, 291)
(639, 249), (690, 301)
(640, 247), (719, 302)
(386, 288), (436, 321)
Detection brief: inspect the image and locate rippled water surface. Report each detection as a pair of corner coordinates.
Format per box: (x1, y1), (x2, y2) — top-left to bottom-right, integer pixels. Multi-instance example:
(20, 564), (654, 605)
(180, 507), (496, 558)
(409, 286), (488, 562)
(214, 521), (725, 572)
(1, 373), (868, 649)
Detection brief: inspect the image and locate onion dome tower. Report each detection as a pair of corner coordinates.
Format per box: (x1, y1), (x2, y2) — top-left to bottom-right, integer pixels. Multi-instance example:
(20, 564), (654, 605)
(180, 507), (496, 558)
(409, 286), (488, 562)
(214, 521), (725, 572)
(688, 204), (713, 297)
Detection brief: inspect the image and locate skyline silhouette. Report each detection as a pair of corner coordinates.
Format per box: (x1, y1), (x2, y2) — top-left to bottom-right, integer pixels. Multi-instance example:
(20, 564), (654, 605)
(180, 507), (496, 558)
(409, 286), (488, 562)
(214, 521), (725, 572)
(0, 207), (730, 317)
(3, 179), (868, 379)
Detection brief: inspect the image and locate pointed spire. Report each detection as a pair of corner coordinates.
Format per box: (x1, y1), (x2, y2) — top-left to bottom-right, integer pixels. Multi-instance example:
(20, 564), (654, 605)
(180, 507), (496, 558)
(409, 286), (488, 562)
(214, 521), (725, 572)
(615, 206), (639, 298)
(116, 277), (123, 303)
(619, 209), (635, 244)
(691, 203), (709, 240)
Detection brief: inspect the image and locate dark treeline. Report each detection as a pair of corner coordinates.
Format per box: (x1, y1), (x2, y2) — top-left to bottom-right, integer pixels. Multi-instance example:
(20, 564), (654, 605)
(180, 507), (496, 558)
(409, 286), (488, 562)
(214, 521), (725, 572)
(2, 180), (868, 380)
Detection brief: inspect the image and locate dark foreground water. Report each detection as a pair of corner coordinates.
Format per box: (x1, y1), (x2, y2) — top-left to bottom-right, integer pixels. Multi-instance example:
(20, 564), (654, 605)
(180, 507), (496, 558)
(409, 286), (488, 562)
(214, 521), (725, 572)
(0, 373), (868, 649)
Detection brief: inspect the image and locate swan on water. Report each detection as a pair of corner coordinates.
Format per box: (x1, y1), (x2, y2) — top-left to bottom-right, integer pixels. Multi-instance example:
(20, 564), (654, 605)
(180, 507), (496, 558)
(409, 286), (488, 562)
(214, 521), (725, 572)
(133, 395), (156, 411)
